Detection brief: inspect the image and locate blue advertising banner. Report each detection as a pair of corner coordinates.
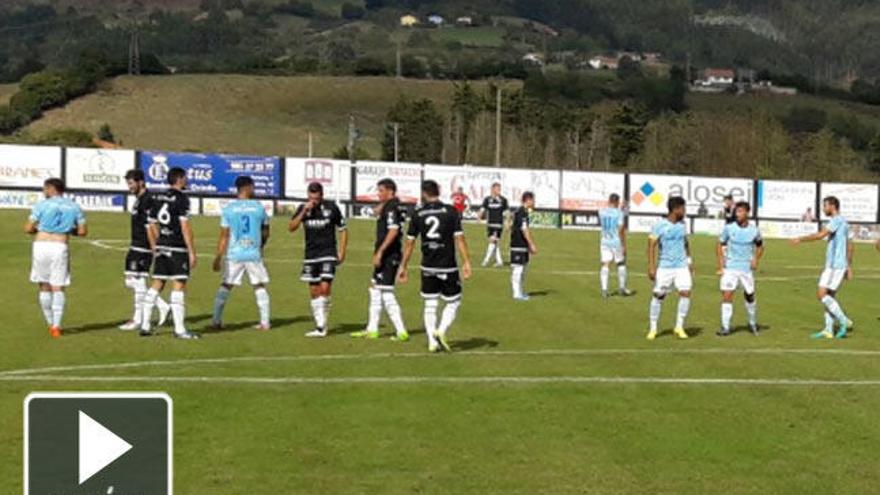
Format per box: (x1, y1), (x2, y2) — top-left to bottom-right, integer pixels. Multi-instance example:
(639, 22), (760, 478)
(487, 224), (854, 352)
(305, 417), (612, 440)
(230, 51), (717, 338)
(140, 152), (281, 197)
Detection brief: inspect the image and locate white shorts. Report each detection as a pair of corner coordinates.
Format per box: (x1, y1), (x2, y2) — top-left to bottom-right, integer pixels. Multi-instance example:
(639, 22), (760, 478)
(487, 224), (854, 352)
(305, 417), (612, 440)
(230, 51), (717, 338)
(222, 260), (270, 286)
(720, 269), (755, 294)
(600, 245), (625, 264)
(30, 241), (70, 287)
(818, 268), (846, 291)
(654, 267), (692, 294)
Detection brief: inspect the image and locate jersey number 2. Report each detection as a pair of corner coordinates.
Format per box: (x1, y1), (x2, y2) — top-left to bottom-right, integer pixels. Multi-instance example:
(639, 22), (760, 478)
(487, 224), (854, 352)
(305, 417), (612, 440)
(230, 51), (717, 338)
(426, 216), (441, 239)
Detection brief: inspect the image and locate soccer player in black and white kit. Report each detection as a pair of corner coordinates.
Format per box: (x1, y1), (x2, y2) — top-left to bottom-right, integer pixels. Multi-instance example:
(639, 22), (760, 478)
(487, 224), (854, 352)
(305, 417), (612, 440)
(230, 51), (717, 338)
(118, 169), (170, 331)
(352, 178), (409, 341)
(479, 182), (509, 267)
(510, 192), (538, 300)
(140, 167), (200, 339)
(289, 182), (348, 338)
(399, 180), (473, 352)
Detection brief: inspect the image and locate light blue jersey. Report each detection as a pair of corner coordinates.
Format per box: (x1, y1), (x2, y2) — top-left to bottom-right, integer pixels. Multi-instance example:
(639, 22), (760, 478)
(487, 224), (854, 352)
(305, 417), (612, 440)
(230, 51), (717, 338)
(720, 222), (762, 272)
(825, 215), (850, 270)
(650, 218), (689, 269)
(599, 207), (623, 248)
(29, 196), (85, 234)
(221, 200), (269, 262)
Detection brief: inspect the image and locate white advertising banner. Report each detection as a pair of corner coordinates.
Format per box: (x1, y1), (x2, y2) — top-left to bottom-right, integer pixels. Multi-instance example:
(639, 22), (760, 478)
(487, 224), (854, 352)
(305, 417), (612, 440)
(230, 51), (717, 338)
(692, 218), (727, 236)
(628, 215), (665, 234)
(354, 161), (422, 204)
(628, 174), (752, 216)
(819, 182), (878, 223)
(201, 198), (274, 217)
(65, 148), (136, 191)
(285, 158), (351, 200)
(757, 180), (816, 220)
(0, 144), (62, 188)
(758, 220), (818, 239)
(424, 165), (560, 209)
(0, 189), (43, 209)
(560, 171), (625, 211)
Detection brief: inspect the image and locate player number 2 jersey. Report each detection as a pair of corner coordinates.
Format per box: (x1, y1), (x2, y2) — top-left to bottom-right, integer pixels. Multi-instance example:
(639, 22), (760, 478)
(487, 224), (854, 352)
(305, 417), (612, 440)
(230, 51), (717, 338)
(148, 189), (191, 249)
(825, 215), (850, 269)
(222, 199), (269, 263)
(294, 201), (346, 262)
(599, 207), (623, 248)
(719, 222), (762, 272)
(481, 195), (509, 228)
(407, 201), (462, 272)
(650, 218), (689, 269)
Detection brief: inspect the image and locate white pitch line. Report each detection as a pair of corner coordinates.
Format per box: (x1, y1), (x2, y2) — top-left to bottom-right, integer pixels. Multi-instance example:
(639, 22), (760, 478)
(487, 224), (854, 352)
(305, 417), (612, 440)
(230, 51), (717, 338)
(2, 374), (880, 386)
(6, 347), (880, 377)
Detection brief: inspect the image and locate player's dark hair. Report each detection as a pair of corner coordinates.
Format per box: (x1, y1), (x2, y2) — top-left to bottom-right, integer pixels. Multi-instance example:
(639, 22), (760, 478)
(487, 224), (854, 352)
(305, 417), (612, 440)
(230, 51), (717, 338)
(307, 182), (324, 194)
(491, 182), (501, 188)
(235, 175), (255, 190)
(377, 178), (397, 193)
(823, 196), (840, 210)
(124, 169), (145, 182)
(422, 180), (440, 198)
(667, 196), (686, 212)
(522, 191), (535, 202)
(609, 193), (620, 203)
(44, 178), (65, 194)
(167, 167), (186, 186)
(735, 201), (751, 212)
(723, 194), (734, 201)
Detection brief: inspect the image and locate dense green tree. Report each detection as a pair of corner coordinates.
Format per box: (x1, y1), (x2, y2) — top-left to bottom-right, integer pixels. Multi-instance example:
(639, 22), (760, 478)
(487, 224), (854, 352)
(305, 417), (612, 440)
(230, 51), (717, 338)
(382, 97), (444, 163)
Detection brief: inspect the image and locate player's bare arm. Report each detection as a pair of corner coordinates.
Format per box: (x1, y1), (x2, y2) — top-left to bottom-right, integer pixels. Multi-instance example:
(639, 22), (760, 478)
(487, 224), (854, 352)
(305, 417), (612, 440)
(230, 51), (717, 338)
(752, 243), (765, 271)
(523, 226), (537, 255)
(455, 234), (472, 280)
(213, 227), (230, 272)
(261, 224), (270, 249)
(182, 219), (197, 270)
(398, 237), (416, 283)
(337, 228), (349, 265)
(846, 238), (854, 280)
(24, 219), (37, 235)
(75, 222), (88, 237)
(373, 227), (399, 268)
(619, 224), (627, 258)
(288, 200), (314, 232)
(647, 237), (658, 281)
(685, 238), (694, 274)
(790, 228), (830, 245)
(715, 240), (725, 275)
(147, 222), (159, 253)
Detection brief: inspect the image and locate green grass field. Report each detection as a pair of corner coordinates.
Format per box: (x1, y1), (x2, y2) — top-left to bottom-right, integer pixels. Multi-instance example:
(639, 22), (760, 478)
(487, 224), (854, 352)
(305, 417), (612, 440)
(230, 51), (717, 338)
(2, 210), (880, 493)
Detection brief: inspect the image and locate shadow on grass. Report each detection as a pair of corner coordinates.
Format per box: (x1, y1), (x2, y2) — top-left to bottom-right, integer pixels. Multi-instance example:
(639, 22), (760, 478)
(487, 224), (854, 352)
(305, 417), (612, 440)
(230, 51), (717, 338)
(451, 337), (499, 351)
(201, 316), (312, 334)
(656, 327), (704, 339)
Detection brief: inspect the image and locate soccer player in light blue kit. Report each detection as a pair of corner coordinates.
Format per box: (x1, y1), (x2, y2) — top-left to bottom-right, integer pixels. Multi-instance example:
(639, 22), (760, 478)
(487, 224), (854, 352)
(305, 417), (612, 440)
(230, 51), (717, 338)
(211, 176), (272, 330)
(24, 178), (87, 338)
(715, 201), (764, 337)
(790, 196), (854, 339)
(598, 193), (632, 298)
(647, 196), (692, 340)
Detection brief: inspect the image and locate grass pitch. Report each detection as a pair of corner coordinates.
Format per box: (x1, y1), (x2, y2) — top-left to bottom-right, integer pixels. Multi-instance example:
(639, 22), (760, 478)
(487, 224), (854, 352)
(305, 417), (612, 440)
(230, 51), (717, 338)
(2, 210), (880, 493)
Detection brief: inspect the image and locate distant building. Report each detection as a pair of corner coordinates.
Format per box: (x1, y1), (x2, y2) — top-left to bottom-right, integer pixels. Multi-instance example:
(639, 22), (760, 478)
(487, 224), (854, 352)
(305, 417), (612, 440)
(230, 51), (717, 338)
(400, 14), (419, 27)
(523, 53), (545, 66)
(697, 68), (735, 86)
(589, 55), (619, 70)
(456, 16), (473, 26)
(427, 15), (445, 27)
(642, 52), (663, 65)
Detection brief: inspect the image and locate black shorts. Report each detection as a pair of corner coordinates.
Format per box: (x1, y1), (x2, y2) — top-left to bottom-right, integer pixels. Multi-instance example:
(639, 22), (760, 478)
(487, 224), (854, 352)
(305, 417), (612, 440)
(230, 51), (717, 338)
(124, 249), (152, 276)
(487, 227), (503, 240)
(301, 259), (337, 284)
(372, 252), (401, 289)
(420, 270), (462, 301)
(510, 250), (530, 266)
(152, 249), (190, 280)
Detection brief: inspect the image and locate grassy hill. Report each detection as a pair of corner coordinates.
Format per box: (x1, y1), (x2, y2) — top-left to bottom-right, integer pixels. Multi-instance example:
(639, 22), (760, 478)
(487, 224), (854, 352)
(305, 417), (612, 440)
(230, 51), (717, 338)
(25, 75), (508, 158)
(0, 84), (17, 105)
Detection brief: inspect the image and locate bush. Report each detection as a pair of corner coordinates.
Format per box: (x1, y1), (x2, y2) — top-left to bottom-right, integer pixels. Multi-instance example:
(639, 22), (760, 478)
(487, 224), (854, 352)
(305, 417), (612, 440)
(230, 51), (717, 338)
(35, 128), (95, 147)
(354, 56), (390, 76)
(341, 2), (366, 20)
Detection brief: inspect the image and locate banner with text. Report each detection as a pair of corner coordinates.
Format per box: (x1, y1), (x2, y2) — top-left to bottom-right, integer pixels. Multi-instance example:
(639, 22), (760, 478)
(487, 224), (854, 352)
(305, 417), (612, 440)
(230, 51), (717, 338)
(141, 152), (281, 197)
(354, 161), (422, 204)
(819, 182), (878, 223)
(66, 148), (136, 191)
(0, 189), (43, 209)
(758, 220), (818, 239)
(201, 198), (275, 217)
(285, 158), (351, 200)
(560, 171), (625, 211)
(65, 192), (126, 212)
(628, 174), (752, 216)
(756, 180), (816, 220)
(0, 145), (62, 188)
(423, 165), (560, 209)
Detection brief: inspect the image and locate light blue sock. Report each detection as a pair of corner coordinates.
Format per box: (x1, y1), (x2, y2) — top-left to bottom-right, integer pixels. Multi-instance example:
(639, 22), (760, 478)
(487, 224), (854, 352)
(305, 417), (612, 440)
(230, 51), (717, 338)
(821, 295), (848, 324)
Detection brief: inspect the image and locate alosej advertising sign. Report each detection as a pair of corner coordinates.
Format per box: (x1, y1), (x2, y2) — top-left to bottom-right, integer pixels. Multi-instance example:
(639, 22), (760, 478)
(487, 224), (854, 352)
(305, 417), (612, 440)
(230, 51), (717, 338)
(0, 144), (62, 188)
(628, 174), (752, 216)
(66, 148), (136, 192)
(141, 152), (281, 197)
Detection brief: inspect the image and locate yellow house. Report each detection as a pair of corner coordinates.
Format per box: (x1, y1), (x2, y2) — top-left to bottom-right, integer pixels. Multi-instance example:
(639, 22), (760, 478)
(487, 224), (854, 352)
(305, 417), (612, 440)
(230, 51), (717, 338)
(400, 14), (419, 27)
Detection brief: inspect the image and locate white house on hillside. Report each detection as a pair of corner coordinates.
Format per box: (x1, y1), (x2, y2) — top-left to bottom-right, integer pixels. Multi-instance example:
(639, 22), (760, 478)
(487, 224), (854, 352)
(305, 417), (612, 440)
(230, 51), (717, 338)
(698, 68), (735, 86)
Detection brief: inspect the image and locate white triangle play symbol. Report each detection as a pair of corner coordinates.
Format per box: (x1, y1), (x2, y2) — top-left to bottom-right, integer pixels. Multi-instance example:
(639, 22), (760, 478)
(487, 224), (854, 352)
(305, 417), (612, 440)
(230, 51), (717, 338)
(78, 411), (133, 485)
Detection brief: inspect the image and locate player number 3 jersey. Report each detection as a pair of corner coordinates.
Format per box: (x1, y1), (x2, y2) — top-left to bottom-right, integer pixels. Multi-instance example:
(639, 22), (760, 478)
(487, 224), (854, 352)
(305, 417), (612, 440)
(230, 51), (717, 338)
(222, 200), (269, 262)
(407, 201), (463, 272)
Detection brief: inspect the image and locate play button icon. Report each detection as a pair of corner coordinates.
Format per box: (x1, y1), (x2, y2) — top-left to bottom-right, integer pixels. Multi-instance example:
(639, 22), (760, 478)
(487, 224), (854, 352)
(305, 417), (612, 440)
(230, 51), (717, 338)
(79, 410), (134, 484)
(25, 393), (172, 494)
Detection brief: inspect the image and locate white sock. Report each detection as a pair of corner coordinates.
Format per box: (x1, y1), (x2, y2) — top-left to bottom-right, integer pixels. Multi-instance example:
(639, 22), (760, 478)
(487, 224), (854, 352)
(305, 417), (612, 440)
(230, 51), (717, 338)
(721, 302), (733, 331)
(324, 296), (332, 331)
(170, 290), (187, 335)
(382, 290), (407, 336)
(745, 299), (757, 327)
(821, 295), (848, 324)
(367, 287), (382, 332)
(132, 277), (147, 325)
(617, 265), (628, 290)
(824, 311), (835, 332)
(482, 244), (494, 265)
(311, 297), (327, 330)
(600, 265), (609, 292)
(438, 300), (460, 337)
(495, 243), (503, 265)
(649, 296), (662, 332)
(141, 288), (159, 331)
(51, 291), (65, 328)
(155, 295), (170, 319)
(511, 265), (524, 298)
(254, 288), (270, 326)
(676, 297), (691, 329)
(212, 286), (231, 324)
(39, 291), (53, 325)
(424, 298), (439, 345)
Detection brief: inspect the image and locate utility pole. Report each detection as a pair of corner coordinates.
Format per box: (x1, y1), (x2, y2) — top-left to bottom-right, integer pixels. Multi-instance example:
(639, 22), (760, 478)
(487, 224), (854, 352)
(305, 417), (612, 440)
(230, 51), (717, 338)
(393, 122), (400, 163)
(308, 132), (313, 158)
(128, 30), (141, 75)
(347, 115), (358, 164)
(494, 85), (502, 167)
(396, 40), (402, 79)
